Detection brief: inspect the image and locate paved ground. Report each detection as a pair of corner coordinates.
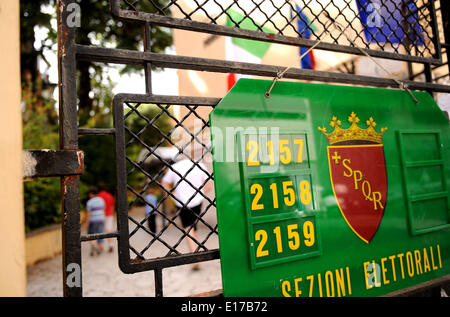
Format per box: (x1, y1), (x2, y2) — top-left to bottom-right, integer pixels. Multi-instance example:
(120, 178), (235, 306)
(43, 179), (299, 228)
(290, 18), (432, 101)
(28, 205), (449, 297)
(27, 206), (223, 297)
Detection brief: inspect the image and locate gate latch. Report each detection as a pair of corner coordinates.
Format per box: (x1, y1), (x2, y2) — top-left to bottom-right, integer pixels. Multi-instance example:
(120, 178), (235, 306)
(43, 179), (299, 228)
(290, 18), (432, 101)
(23, 149), (84, 180)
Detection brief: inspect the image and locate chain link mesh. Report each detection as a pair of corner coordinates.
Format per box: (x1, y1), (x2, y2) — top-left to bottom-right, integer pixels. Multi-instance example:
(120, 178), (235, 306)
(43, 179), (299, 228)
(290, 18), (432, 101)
(122, 101), (217, 262)
(120, 0), (439, 60)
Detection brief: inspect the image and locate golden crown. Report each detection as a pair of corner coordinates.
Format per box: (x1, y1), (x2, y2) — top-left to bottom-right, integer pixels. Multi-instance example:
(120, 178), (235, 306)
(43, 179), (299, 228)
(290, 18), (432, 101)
(318, 112), (388, 145)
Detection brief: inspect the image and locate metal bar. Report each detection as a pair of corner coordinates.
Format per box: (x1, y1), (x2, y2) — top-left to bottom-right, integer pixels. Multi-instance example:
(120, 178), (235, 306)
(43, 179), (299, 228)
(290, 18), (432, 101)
(154, 268), (163, 297)
(144, 22), (163, 297)
(77, 45), (450, 93)
(113, 92), (131, 274)
(440, 1), (450, 76)
(424, 63), (434, 95)
(428, 0), (442, 60)
(78, 128), (115, 135)
(141, 23), (155, 297)
(402, 2), (414, 80)
(23, 150), (84, 179)
(143, 22), (152, 94)
(109, 2), (442, 65)
(114, 93), (221, 106)
(80, 231), (119, 242)
(129, 250), (220, 272)
(57, 0), (82, 297)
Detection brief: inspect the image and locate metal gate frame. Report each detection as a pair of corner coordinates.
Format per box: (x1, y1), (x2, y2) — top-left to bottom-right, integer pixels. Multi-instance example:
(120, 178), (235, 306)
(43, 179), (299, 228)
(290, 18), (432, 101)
(113, 93), (220, 276)
(55, 0), (450, 297)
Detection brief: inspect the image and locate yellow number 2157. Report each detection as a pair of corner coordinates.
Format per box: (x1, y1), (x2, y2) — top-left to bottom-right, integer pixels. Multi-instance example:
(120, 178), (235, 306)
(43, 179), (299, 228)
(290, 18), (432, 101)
(246, 137), (306, 166)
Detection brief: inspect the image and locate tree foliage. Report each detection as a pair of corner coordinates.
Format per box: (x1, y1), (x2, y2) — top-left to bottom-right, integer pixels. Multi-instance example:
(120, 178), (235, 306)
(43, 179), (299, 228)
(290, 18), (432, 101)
(21, 0), (173, 231)
(20, 0), (56, 86)
(22, 75), (60, 232)
(74, 0), (173, 125)
(125, 104), (174, 189)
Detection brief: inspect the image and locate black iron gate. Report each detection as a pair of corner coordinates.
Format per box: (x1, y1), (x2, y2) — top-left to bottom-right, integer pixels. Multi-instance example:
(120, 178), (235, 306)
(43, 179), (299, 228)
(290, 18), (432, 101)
(54, 0), (450, 297)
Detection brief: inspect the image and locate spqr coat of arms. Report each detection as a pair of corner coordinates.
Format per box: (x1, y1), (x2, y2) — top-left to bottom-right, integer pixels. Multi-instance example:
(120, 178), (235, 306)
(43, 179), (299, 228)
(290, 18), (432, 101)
(319, 112), (388, 243)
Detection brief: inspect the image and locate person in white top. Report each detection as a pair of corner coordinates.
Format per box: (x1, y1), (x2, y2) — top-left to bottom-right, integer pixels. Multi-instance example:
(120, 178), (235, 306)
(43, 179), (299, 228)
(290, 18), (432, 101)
(161, 157), (210, 268)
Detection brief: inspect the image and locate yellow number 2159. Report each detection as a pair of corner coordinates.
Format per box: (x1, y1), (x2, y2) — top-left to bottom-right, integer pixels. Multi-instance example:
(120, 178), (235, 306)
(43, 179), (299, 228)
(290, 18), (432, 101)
(254, 221), (316, 258)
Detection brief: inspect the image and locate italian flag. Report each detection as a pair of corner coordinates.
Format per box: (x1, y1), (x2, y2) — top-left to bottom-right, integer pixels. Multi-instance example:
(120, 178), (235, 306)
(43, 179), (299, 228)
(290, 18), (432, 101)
(226, 9), (272, 90)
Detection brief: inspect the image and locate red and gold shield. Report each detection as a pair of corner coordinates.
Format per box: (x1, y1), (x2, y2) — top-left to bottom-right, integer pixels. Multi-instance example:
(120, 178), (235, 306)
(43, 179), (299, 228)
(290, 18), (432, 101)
(327, 144), (387, 243)
(319, 112), (388, 243)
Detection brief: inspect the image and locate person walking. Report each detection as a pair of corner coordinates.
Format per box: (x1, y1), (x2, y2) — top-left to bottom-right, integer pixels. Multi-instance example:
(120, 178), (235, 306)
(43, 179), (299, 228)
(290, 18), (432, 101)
(85, 187), (106, 256)
(144, 185), (159, 234)
(161, 157), (209, 270)
(98, 183), (115, 253)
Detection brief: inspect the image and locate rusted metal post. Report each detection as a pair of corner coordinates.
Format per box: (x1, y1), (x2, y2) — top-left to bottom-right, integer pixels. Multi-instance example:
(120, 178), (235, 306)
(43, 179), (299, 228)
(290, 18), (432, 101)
(57, 0), (82, 297)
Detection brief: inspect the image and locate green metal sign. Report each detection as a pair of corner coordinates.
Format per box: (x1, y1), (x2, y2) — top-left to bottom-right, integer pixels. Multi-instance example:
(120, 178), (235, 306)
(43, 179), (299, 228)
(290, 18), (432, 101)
(210, 78), (450, 297)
